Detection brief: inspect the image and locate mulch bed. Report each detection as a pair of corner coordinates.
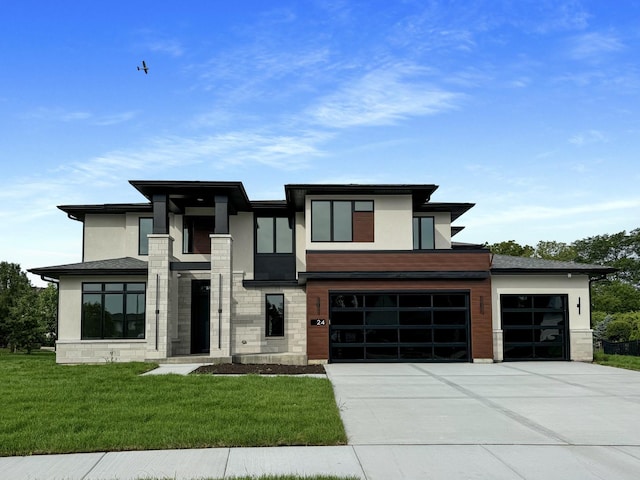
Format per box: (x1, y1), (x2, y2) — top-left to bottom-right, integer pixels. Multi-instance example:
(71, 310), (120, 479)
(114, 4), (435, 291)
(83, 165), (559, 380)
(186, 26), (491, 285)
(192, 363), (326, 375)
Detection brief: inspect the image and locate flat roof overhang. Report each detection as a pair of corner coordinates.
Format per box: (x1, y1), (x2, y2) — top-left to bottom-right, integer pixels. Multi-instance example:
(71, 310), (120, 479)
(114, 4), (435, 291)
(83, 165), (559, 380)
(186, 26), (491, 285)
(284, 184), (439, 211)
(297, 270), (490, 285)
(129, 180), (252, 213)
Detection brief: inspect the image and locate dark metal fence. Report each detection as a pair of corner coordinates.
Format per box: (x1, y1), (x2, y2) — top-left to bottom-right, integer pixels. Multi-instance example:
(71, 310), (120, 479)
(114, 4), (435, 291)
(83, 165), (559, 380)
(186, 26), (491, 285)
(602, 340), (640, 356)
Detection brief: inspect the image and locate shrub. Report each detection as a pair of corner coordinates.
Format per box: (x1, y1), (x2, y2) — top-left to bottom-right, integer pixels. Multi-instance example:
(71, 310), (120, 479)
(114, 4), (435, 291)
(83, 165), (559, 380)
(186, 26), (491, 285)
(606, 319), (633, 342)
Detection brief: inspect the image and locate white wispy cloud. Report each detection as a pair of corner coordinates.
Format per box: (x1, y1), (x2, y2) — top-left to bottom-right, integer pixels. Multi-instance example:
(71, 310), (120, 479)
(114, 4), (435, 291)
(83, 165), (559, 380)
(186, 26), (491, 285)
(569, 32), (624, 60)
(146, 39), (184, 57)
(569, 129), (608, 146)
(21, 107), (137, 126)
(307, 65), (460, 128)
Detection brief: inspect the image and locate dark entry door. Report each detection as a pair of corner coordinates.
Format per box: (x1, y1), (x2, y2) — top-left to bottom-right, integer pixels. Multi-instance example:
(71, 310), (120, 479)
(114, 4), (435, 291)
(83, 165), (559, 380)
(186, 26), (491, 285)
(329, 291), (470, 362)
(501, 294), (569, 360)
(191, 280), (210, 354)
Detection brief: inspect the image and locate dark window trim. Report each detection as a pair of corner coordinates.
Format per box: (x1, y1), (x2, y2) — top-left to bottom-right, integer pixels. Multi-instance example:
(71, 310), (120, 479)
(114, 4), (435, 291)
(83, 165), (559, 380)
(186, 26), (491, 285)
(81, 282), (146, 340)
(311, 200), (374, 243)
(265, 293), (285, 337)
(413, 216), (435, 250)
(138, 217), (153, 256)
(255, 215), (294, 255)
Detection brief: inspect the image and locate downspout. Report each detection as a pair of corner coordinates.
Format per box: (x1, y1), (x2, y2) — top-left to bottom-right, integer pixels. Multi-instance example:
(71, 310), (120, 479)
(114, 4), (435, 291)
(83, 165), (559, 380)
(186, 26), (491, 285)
(218, 273), (222, 350)
(155, 274), (160, 350)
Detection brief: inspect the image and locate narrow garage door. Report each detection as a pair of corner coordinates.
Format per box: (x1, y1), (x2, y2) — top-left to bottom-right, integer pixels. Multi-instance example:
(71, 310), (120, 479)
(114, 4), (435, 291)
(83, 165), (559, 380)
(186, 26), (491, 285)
(501, 294), (569, 361)
(329, 292), (470, 362)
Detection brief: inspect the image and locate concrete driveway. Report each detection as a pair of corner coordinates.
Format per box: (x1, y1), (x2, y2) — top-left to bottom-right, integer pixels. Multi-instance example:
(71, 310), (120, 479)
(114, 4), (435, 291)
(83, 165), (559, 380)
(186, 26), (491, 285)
(325, 361), (640, 479)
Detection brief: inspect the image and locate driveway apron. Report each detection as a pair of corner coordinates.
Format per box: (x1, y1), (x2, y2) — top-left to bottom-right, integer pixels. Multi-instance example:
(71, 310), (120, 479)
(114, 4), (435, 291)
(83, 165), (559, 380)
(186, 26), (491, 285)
(325, 361), (640, 479)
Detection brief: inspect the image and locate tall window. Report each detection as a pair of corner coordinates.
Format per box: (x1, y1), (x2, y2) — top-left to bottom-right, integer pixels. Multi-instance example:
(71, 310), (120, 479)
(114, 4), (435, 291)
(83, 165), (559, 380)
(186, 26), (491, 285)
(311, 200), (374, 242)
(183, 216), (214, 254)
(256, 217), (293, 253)
(413, 216), (435, 249)
(265, 294), (284, 337)
(82, 283), (146, 339)
(138, 218), (153, 255)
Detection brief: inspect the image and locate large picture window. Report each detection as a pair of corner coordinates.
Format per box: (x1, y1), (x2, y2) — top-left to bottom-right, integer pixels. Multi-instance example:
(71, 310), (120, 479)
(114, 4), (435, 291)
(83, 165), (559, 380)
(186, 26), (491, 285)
(265, 294), (285, 337)
(82, 283), (146, 339)
(413, 216), (435, 250)
(138, 218), (153, 255)
(311, 200), (373, 242)
(256, 217), (293, 254)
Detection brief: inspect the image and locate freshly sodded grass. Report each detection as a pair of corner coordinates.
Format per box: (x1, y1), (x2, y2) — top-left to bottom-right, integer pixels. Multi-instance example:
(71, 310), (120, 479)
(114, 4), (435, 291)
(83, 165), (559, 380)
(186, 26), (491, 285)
(0, 350), (347, 456)
(593, 351), (640, 371)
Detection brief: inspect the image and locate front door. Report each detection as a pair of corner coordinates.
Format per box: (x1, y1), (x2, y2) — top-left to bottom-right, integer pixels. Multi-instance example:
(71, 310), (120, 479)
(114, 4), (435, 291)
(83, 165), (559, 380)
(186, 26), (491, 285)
(191, 280), (210, 354)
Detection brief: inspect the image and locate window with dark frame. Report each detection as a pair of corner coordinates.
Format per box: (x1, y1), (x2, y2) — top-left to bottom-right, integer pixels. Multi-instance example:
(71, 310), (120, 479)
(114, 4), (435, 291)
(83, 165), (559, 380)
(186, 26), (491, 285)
(311, 200), (374, 242)
(265, 294), (284, 337)
(256, 217), (293, 254)
(138, 217), (153, 255)
(183, 216), (214, 254)
(82, 283), (146, 340)
(413, 216), (435, 250)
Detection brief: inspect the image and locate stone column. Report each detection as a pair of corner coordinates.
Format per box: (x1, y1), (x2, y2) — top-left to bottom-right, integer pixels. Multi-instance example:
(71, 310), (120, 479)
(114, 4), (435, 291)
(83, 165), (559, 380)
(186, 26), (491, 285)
(145, 234), (174, 360)
(492, 329), (504, 362)
(210, 234), (233, 359)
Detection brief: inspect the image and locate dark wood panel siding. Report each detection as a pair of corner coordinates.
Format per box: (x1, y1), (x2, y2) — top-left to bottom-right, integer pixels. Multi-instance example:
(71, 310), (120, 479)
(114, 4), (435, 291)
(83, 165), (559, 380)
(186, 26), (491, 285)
(307, 251), (491, 272)
(353, 211), (374, 242)
(306, 279), (493, 361)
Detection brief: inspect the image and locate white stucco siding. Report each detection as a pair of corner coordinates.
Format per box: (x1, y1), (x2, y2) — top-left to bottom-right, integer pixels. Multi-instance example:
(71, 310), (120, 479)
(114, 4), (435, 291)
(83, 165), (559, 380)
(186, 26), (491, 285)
(304, 195), (414, 250)
(230, 212), (253, 276)
(491, 274), (593, 362)
(83, 215), (126, 261)
(491, 275), (590, 330)
(295, 212), (305, 273)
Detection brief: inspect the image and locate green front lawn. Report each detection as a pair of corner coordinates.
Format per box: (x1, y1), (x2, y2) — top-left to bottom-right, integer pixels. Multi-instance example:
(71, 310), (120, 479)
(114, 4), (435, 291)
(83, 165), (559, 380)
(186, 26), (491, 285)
(593, 351), (640, 371)
(0, 350), (347, 456)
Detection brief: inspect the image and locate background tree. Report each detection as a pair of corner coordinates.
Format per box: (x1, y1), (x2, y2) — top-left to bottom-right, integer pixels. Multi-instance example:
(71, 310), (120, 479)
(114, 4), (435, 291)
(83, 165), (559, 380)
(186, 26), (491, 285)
(487, 240), (534, 257)
(535, 241), (576, 261)
(0, 262), (32, 348)
(7, 288), (43, 353)
(37, 283), (58, 346)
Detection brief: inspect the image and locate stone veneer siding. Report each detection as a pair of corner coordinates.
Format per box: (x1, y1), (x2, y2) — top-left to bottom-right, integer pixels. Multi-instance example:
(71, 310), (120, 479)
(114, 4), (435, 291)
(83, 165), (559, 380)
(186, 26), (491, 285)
(231, 272), (307, 357)
(55, 340), (147, 364)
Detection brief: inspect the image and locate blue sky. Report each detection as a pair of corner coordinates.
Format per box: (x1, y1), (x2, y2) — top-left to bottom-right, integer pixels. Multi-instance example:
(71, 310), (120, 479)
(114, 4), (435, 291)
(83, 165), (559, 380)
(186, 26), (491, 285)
(1, 1), (639, 285)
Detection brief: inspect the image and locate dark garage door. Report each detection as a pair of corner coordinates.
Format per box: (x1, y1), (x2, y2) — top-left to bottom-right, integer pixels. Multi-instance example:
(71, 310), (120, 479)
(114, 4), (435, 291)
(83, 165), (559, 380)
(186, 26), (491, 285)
(329, 291), (470, 362)
(501, 294), (569, 360)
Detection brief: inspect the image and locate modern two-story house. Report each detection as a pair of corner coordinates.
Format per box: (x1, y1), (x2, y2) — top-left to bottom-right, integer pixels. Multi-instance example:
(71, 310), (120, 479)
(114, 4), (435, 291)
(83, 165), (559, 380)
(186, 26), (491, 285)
(30, 181), (614, 364)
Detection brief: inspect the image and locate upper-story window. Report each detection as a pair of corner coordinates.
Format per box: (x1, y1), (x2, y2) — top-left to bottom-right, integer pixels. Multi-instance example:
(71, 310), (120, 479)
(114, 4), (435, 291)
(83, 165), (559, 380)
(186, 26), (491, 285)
(138, 217), (153, 255)
(256, 217), (293, 253)
(311, 200), (374, 242)
(413, 216), (435, 250)
(183, 216), (213, 254)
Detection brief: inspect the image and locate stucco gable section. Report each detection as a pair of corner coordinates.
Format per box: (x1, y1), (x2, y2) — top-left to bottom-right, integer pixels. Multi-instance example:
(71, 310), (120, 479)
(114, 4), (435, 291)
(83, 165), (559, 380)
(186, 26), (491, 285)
(490, 254), (616, 275)
(29, 257), (148, 279)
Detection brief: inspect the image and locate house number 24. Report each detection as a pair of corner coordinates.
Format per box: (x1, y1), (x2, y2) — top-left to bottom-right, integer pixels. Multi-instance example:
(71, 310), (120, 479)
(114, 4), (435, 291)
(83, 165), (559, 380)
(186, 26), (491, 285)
(311, 319), (326, 326)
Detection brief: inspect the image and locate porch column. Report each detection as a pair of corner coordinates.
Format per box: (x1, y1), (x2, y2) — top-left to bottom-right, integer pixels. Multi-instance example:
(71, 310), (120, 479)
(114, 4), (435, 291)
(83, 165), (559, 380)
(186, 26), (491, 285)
(210, 234), (233, 358)
(145, 234), (174, 359)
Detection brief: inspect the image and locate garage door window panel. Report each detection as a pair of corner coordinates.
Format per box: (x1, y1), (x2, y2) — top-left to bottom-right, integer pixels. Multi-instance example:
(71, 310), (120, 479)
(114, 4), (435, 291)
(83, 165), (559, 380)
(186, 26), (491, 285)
(366, 328), (398, 343)
(399, 328), (432, 342)
(365, 310), (398, 325)
(399, 310), (431, 325)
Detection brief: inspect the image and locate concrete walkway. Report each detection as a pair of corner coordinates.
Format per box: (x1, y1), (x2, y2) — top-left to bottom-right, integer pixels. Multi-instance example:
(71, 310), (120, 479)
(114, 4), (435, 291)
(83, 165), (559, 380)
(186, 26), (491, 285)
(2, 362), (640, 479)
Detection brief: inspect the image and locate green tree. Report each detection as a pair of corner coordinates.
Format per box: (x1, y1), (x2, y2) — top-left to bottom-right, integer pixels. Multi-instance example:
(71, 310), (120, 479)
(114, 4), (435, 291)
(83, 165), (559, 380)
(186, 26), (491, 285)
(592, 281), (640, 313)
(535, 241), (576, 261)
(488, 240), (535, 257)
(37, 284), (58, 345)
(606, 319), (633, 342)
(0, 262), (32, 347)
(7, 288), (43, 353)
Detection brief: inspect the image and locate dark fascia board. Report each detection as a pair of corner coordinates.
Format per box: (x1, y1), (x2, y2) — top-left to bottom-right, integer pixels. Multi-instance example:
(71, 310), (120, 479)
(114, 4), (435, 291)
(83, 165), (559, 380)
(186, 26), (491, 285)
(250, 200), (293, 215)
(306, 248), (490, 254)
(491, 268), (617, 276)
(415, 202), (475, 221)
(129, 180), (252, 211)
(451, 226), (465, 237)
(28, 266), (147, 280)
(243, 279), (299, 288)
(298, 270), (490, 284)
(58, 203), (152, 222)
(284, 184), (439, 211)
(170, 262), (211, 271)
